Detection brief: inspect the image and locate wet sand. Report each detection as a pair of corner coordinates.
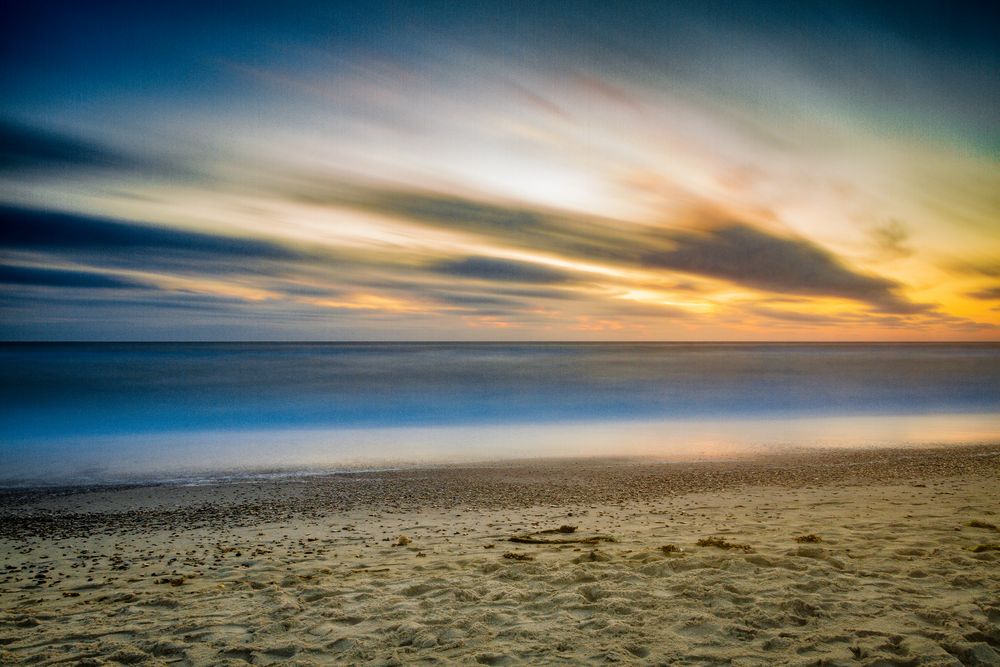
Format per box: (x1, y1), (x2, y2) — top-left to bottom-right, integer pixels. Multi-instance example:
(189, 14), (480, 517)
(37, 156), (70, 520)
(2, 444), (999, 665)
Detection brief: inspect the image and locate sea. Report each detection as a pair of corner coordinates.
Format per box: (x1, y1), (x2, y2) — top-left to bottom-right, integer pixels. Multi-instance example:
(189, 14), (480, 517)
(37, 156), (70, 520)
(1, 342), (998, 485)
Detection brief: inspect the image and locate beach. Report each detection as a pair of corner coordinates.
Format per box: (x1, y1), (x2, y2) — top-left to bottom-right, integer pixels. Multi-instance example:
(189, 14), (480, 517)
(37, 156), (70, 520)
(2, 444), (999, 665)
(4, 1), (1000, 664)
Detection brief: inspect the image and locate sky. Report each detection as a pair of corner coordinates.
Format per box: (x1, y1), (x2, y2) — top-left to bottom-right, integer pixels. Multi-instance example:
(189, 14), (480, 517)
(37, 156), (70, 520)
(1, 0), (998, 341)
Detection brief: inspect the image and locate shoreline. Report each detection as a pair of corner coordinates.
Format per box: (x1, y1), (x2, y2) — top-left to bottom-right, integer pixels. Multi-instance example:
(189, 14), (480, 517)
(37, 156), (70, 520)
(2, 444), (999, 543)
(2, 444), (999, 664)
(3, 435), (998, 490)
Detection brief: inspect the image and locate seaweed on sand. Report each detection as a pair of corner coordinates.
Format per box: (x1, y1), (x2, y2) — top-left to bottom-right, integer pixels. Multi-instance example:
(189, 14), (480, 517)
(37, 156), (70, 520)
(696, 537), (753, 553)
(508, 525), (614, 545)
(966, 520), (998, 531)
(509, 534), (615, 545)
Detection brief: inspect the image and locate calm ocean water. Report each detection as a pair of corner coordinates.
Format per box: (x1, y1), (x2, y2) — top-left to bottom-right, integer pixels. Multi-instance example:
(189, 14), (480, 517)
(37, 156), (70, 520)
(1, 343), (998, 484)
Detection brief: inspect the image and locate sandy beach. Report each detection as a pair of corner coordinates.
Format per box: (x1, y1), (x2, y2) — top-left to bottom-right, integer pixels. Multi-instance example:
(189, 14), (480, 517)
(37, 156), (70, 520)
(4, 0), (1000, 663)
(2, 444), (999, 665)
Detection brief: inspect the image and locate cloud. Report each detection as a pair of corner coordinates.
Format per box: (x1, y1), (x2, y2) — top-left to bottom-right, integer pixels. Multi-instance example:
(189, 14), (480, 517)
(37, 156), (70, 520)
(429, 256), (576, 284)
(599, 300), (691, 319)
(643, 224), (919, 313)
(0, 264), (150, 289)
(947, 260), (1000, 299)
(870, 219), (912, 259)
(0, 119), (185, 178)
(0, 291), (252, 313)
(0, 206), (304, 268)
(429, 292), (524, 308)
(0, 195), (937, 337)
(952, 259), (1000, 278)
(331, 185), (920, 313)
(421, 283), (581, 315)
(966, 285), (1000, 300)
(331, 186), (634, 265)
(746, 305), (855, 325)
(495, 286), (579, 301)
(0, 119), (125, 172)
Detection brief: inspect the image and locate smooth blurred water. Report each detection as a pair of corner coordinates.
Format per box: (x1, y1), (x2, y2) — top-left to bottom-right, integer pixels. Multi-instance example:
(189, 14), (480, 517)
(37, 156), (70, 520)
(1, 343), (998, 483)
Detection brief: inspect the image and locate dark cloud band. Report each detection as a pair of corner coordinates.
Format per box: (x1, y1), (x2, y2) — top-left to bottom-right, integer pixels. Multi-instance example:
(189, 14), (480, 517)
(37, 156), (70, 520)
(0, 206), (302, 261)
(642, 224), (915, 312)
(333, 186), (919, 313)
(0, 119), (189, 180)
(430, 256), (575, 284)
(966, 286), (1000, 301)
(0, 264), (149, 290)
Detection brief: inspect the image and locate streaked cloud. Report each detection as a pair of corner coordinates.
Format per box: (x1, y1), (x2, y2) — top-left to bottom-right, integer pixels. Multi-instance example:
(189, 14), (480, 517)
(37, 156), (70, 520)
(643, 224), (920, 314)
(966, 286), (1000, 301)
(0, 264), (151, 290)
(869, 220), (913, 260)
(0, 120), (131, 174)
(333, 185), (920, 312)
(0, 1), (996, 340)
(0, 119), (189, 181)
(0, 206), (302, 264)
(429, 256), (577, 284)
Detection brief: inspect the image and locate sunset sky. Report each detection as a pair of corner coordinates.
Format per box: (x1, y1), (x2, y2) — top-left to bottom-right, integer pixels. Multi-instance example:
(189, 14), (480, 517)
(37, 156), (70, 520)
(1, 1), (998, 340)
